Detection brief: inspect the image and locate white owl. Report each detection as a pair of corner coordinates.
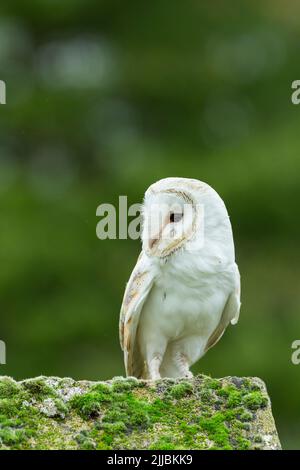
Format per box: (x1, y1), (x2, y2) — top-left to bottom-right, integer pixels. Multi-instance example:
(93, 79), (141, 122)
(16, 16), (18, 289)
(119, 177), (241, 380)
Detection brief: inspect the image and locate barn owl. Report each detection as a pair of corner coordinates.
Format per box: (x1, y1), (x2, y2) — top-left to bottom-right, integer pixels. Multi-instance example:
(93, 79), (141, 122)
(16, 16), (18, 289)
(119, 177), (241, 380)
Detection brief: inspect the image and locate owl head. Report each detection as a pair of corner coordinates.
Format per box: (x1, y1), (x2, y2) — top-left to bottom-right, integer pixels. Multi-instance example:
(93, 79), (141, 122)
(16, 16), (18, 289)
(141, 177), (233, 259)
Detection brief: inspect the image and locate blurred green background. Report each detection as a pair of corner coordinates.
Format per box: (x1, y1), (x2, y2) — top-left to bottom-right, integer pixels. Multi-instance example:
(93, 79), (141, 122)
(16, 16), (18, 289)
(0, 0), (299, 449)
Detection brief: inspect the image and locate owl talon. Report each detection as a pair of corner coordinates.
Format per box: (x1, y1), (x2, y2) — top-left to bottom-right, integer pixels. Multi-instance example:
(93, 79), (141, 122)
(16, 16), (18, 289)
(184, 371), (193, 379)
(174, 352), (192, 378)
(148, 354), (163, 380)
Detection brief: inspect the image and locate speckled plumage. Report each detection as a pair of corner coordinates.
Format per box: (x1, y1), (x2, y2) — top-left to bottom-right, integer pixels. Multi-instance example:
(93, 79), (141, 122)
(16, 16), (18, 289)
(120, 177), (241, 379)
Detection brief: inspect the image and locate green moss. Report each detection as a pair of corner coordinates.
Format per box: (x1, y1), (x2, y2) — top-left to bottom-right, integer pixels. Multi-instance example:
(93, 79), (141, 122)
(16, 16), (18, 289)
(217, 386), (243, 408)
(227, 391), (243, 408)
(240, 422), (251, 431)
(216, 381), (268, 413)
(0, 377), (21, 399)
(0, 427), (29, 446)
(111, 377), (140, 393)
(179, 422), (201, 447)
(71, 392), (106, 418)
(236, 436), (251, 450)
(239, 410), (253, 422)
(70, 387), (168, 448)
(102, 394), (152, 429)
(199, 389), (214, 403)
(0, 387), (41, 449)
(242, 392), (268, 410)
(203, 377), (221, 390)
(243, 379), (261, 392)
(70, 385), (179, 449)
(22, 377), (56, 398)
(170, 382), (193, 399)
(199, 411), (234, 450)
(0, 375), (280, 450)
(149, 436), (176, 450)
(0, 398), (18, 418)
(70, 384), (113, 418)
(75, 431), (96, 450)
(53, 399), (69, 417)
(90, 383), (112, 395)
(96, 421), (127, 433)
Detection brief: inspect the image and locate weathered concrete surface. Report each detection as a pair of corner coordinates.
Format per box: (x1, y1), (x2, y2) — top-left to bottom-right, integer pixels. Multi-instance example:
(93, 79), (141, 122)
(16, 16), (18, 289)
(0, 374), (281, 450)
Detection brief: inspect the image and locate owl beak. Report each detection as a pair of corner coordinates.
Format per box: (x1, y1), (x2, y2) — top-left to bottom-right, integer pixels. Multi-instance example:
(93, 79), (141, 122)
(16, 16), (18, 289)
(147, 218), (168, 253)
(149, 237), (159, 250)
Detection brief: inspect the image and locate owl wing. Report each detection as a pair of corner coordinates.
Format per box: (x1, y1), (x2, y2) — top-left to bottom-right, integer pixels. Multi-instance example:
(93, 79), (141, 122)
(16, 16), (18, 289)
(119, 252), (155, 377)
(205, 263), (241, 352)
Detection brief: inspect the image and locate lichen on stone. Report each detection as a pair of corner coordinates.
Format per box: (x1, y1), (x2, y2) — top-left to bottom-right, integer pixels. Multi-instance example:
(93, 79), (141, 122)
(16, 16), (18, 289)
(0, 374), (281, 450)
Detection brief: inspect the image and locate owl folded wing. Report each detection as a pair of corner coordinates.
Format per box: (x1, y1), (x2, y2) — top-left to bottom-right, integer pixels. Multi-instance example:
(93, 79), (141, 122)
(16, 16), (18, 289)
(205, 263), (241, 352)
(119, 252), (155, 377)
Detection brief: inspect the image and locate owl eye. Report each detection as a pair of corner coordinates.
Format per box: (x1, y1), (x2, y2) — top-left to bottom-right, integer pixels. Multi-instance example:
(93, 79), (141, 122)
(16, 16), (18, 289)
(170, 212), (183, 223)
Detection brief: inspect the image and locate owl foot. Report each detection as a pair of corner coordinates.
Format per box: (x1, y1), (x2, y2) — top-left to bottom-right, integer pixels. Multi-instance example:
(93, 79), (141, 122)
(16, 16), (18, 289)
(184, 370), (193, 379)
(148, 354), (162, 380)
(175, 352), (192, 379)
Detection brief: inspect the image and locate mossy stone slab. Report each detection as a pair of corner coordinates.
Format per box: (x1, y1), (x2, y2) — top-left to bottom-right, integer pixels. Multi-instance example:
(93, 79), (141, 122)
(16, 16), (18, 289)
(0, 374), (281, 450)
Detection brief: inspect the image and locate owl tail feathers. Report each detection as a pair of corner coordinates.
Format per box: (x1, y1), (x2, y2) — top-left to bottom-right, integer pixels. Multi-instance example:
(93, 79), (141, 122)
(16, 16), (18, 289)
(125, 348), (147, 379)
(134, 360), (148, 379)
(140, 362), (149, 380)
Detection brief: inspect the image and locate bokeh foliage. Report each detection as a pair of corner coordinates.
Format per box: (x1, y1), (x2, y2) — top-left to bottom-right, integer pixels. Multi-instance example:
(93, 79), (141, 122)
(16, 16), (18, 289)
(0, 0), (299, 449)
